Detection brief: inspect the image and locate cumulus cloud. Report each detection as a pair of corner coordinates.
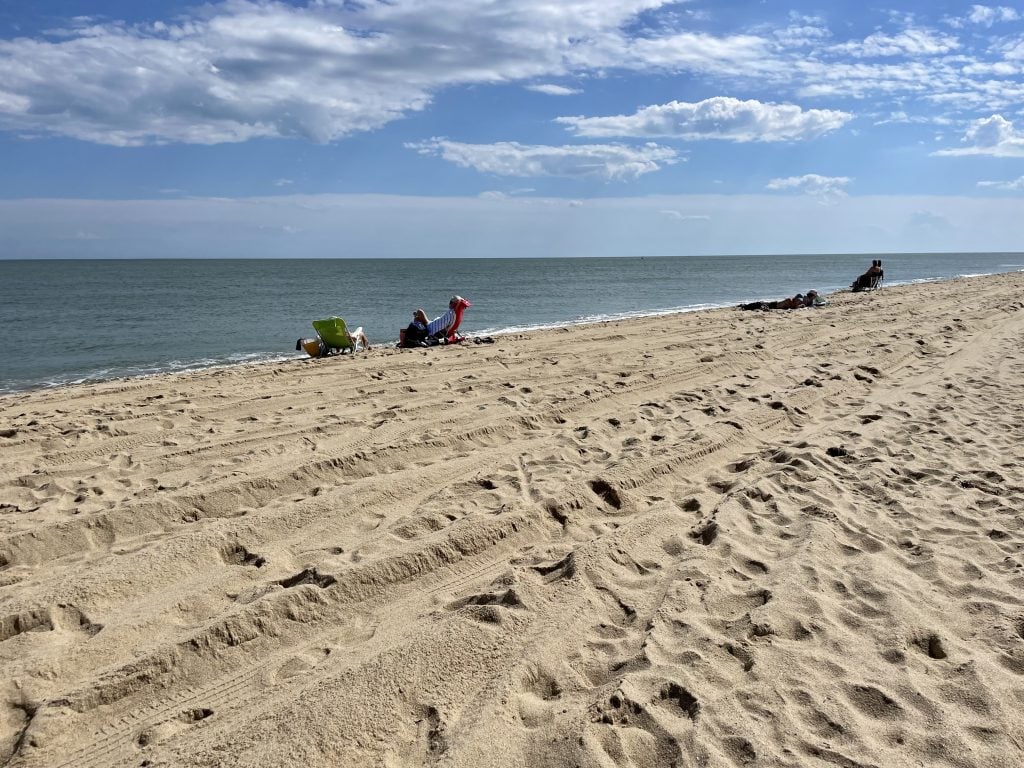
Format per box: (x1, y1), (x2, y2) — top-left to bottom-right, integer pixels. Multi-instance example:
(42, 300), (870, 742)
(977, 176), (1024, 190)
(934, 114), (1024, 156)
(830, 28), (960, 58)
(555, 97), (851, 142)
(405, 138), (679, 180)
(967, 5), (1020, 26)
(525, 84), (581, 96)
(766, 174), (851, 203)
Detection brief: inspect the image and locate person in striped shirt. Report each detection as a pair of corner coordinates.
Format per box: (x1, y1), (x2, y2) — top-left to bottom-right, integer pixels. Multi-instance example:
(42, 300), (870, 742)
(427, 295), (470, 339)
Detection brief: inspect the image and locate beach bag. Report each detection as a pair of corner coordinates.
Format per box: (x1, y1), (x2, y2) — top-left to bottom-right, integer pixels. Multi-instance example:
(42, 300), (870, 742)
(296, 338), (326, 357)
(402, 322), (428, 347)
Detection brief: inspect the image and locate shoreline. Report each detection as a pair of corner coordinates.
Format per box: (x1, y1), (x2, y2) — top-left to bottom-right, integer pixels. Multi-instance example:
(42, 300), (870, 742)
(2, 271), (1023, 767)
(3, 268), (1020, 399)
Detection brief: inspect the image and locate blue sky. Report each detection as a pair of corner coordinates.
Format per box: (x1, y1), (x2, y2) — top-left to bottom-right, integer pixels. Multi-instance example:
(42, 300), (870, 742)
(1, 0), (1023, 258)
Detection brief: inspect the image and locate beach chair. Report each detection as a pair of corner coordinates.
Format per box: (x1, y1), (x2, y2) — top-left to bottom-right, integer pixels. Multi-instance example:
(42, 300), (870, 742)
(431, 296), (471, 344)
(851, 273), (883, 293)
(312, 317), (357, 355)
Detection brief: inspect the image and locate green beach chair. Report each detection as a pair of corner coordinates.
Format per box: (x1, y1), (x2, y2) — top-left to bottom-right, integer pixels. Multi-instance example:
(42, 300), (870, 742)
(312, 317), (357, 355)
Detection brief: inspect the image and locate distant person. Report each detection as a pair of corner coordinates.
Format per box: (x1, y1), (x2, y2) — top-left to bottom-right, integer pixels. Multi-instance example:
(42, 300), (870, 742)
(851, 260), (883, 292)
(801, 290), (823, 306)
(739, 292), (818, 311)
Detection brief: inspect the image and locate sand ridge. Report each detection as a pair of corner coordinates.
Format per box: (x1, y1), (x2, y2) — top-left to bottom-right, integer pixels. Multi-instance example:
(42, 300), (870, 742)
(1, 272), (1023, 767)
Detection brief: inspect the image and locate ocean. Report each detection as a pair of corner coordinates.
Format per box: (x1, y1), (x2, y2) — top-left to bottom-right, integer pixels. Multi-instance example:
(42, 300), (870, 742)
(1, 253), (1022, 394)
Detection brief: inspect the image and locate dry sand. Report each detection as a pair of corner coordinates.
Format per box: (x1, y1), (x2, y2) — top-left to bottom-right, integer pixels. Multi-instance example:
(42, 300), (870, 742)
(2, 272), (1024, 768)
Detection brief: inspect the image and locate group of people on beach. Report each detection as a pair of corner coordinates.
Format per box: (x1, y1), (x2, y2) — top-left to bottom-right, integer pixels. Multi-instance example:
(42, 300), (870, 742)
(295, 294), (472, 357)
(739, 259), (885, 312)
(304, 257), (889, 356)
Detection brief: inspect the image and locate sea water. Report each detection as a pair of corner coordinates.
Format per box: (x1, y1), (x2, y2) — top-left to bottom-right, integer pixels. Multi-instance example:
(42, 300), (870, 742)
(1, 253), (1021, 394)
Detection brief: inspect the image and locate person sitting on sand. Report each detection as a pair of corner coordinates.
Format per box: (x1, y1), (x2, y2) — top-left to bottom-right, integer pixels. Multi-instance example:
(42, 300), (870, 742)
(851, 260), (882, 292)
(350, 327), (372, 350)
(427, 295), (471, 340)
(802, 290), (824, 306)
(402, 309), (430, 347)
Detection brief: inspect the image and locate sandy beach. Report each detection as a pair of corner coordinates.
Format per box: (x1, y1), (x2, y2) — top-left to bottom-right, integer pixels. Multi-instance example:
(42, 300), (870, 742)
(2, 272), (1023, 768)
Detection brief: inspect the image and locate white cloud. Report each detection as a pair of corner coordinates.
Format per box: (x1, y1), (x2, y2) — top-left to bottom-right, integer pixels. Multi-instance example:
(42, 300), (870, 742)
(766, 174), (851, 204)
(934, 114), (1024, 156)
(406, 138), (680, 180)
(831, 28), (960, 58)
(526, 84), (581, 96)
(618, 31), (780, 77)
(873, 110), (954, 126)
(978, 176), (1024, 190)
(772, 13), (831, 47)
(556, 97), (851, 142)
(999, 36), (1024, 60)
(660, 210), (710, 221)
(478, 187), (535, 199)
(274, 178), (295, 187)
(967, 5), (1020, 26)
(960, 60), (1020, 76)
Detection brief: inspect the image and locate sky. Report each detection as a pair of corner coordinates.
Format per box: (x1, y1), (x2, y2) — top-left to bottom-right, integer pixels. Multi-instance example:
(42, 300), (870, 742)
(1, 0), (1023, 258)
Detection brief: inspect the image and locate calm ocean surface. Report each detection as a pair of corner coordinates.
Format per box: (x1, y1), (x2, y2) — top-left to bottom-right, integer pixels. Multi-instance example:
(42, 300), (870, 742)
(1, 253), (1022, 394)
